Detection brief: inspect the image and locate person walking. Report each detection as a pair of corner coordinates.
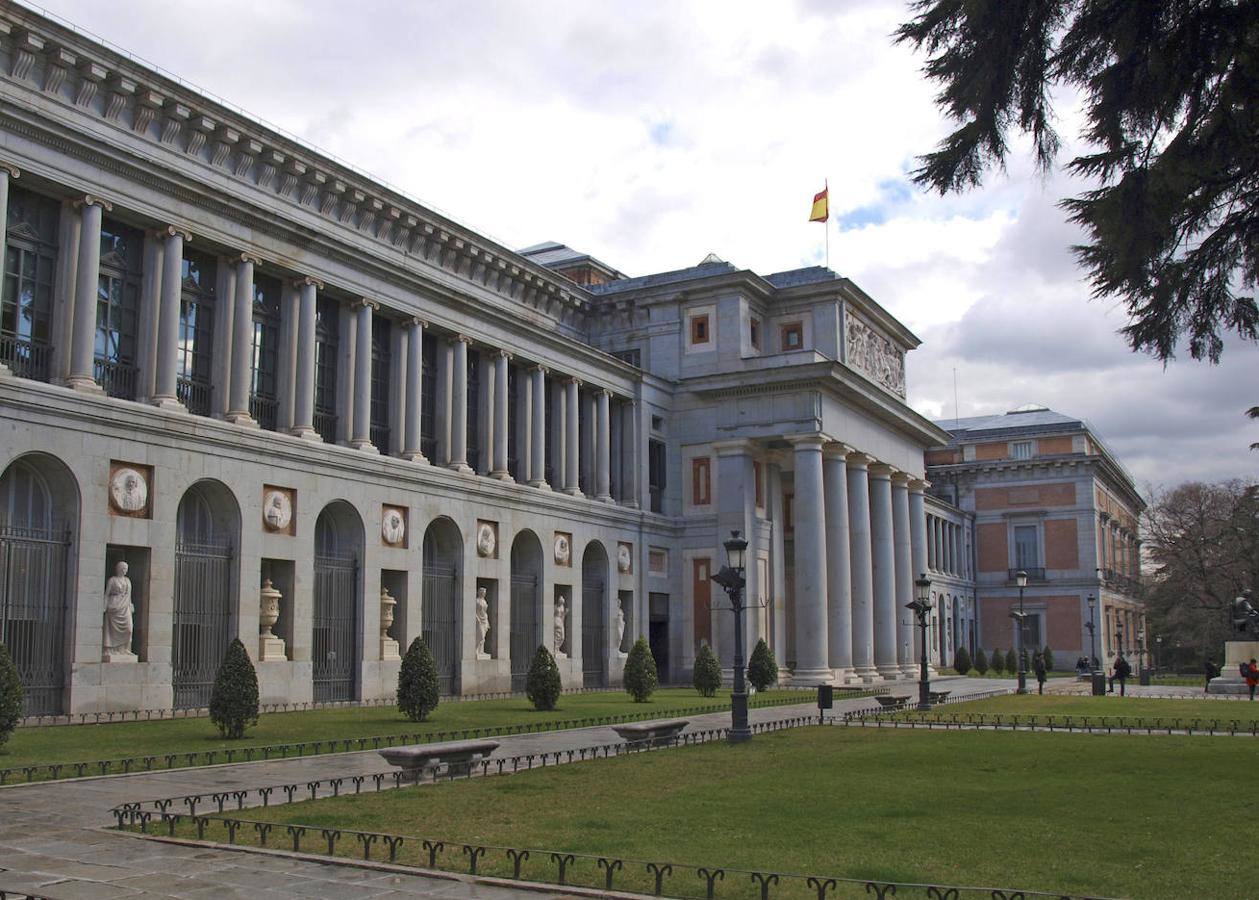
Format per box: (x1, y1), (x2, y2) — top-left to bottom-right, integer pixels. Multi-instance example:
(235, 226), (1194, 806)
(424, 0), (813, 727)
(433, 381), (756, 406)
(1033, 652), (1047, 695)
(1111, 655), (1131, 696)
(1204, 658), (1219, 694)
(1246, 658), (1258, 702)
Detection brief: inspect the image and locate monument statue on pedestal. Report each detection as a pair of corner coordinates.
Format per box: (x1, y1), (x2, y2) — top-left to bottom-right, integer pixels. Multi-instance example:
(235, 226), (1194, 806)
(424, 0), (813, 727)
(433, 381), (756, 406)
(103, 561), (137, 662)
(615, 598), (627, 655)
(1209, 591), (1259, 695)
(554, 594), (568, 658)
(474, 587), (491, 659)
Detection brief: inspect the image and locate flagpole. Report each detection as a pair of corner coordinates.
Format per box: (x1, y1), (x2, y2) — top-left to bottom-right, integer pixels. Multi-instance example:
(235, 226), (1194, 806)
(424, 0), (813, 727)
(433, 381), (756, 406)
(825, 176), (830, 270)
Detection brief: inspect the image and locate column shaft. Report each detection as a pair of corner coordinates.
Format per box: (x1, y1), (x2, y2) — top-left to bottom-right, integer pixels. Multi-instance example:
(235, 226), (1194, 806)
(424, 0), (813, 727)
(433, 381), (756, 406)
(621, 400), (639, 506)
(68, 198), (109, 392)
(791, 437), (831, 684)
(491, 351), (511, 478)
(350, 300), (377, 451)
(563, 378), (581, 494)
(449, 337), (470, 470)
(892, 477), (915, 673)
(0, 166), (14, 375)
(529, 367), (548, 487)
(225, 255), (258, 423)
(847, 457), (877, 680)
(869, 465), (900, 678)
(595, 389), (612, 501)
(824, 450), (853, 678)
(291, 278), (320, 438)
(402, 319), (426, 460)
(152, 227), (188, 408)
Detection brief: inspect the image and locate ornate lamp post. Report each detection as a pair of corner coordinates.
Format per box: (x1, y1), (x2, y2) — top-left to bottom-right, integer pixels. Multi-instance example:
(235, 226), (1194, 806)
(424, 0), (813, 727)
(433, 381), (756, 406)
(1013, 569), (1029, 694)
(906, 574), (934, 711)
(710, 530), (751, 744)
(1154, 634), (1162, 671)
(1085, 594), (1098, 670)
(1115, 621), (1125, 661)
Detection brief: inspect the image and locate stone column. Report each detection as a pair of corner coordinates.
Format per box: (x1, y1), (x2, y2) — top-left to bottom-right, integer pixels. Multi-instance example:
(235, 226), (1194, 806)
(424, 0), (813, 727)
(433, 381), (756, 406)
(847, 454), (878, 681)
(67, 195), (113, 393)
(769, 462), (788, 664)
(402, 319), (427, 461)
(869, 463), (900, 678)
(289, 277), (321, 439)
(149, 226), (190, 409)
(790, 435), (831, 684)
(823, 444), (853, 681)
(595, 388), (613, 501)
(491, 350), (512, 479)
(892, 474), (916, 675)
(909, 479), (929, 585)
(563, 377), (581, 495)
(349, 299), (378, 451)
(448, 335), (471, 472)
(0, 165), (17, 376)
(529, 366), (548, 488)
(225, 254), (260, 424)
(621, 399), (639, 507)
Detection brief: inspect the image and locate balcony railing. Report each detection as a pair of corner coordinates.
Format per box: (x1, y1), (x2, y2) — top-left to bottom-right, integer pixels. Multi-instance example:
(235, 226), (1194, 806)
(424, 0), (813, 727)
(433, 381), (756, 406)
(314, 409), (338, 444)
(0, 334), (52, 383)
(176, 375), (212, 417)
(249, 393), (278, 432)
(370, 424), (390, 453)
(93, 358), (137, 400)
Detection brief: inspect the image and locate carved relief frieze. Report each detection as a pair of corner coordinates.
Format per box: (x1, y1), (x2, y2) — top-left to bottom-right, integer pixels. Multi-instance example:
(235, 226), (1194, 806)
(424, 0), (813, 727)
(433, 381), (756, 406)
(845, 310), (906, 398)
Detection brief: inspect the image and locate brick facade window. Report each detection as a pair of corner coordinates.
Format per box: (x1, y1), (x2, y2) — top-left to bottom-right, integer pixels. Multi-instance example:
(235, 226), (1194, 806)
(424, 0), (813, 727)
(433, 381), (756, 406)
(749, 317), (761, 350)
(690, 314), (710, 345)
(781, 321), (803, 350)
(1011, 440), (1034, 460)
(692, 456), (711, 505)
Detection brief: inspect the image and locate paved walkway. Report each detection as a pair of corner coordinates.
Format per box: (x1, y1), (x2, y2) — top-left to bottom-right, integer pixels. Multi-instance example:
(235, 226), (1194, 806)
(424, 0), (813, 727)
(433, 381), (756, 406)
(0, 680), (1011, 899)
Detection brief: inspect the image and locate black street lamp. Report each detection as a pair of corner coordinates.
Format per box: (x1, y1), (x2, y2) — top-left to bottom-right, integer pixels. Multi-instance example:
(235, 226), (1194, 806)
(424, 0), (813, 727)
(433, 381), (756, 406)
(1085, 594), (1098, 670)
(1115, 621), (1125, 660)
(905, 574), (934, 711)
(710, 530), (751, 744)
(1013, 569), (1029, 694)
(1154, 634), (1163, 671)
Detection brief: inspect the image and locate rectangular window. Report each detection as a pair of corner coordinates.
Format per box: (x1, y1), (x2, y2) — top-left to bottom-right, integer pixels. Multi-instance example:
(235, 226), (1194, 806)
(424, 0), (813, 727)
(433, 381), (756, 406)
(314, 297), (339, 442)
(749, 317), (761, 350)
(693, 557), (712, 652)
(1013, 525), (1040, 569)
(691, 456), (711, 506)
(648, 439), (666, 513)
(690, 314), (710, 345)
(370, 313), (391, 451)
(781, 321), (803, 350)
(2, 187), (59, 382)
(611, 347), (641, 367)
(1011, 440), (1034, 460)
(176, 251), (216, 416)
(249, 274), (282, 430)
(95, 220), (144, 399)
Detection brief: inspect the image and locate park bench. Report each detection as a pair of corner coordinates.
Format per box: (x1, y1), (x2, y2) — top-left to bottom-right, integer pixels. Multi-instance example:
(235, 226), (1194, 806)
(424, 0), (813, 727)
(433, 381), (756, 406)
(378, 738), (500, 780)
(929, 690), (951, 704)
(874, 695), (911, 710)
(611, 719), (690, 747)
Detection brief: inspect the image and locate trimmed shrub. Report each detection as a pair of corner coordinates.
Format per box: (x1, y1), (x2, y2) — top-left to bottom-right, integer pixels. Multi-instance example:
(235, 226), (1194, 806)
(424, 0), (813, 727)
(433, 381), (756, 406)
(990, 647), (1005, 674)
(747, 638), (779, 692)
(526, 645), (562, 711)
(974, 647), (989, 675)
(952, 645), (972, 676)
(624, 636), (659, 702)
(209, 638), (259, 739)
(0, 642), (23, 749)
(692, 643), (722, 697)
(1042, 645), (1055, 671)
(1006, 648), (1019, 674)
(397, 636), (441, 722)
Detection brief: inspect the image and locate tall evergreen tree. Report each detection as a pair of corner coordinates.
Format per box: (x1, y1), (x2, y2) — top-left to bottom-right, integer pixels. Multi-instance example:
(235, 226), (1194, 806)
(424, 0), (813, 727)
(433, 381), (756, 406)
(692, 643), (722, 698)
(209, 638), (259, 739)
(746, 639), (779, 692)
(0, 642), (23, 749)
(526, 645), (562, 711)
(397, 637), (441, 722)
(623, 636), (659, 702)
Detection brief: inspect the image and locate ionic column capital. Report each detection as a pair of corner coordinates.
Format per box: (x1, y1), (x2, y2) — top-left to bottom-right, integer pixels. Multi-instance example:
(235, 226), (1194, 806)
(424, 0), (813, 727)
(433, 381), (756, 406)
(595, 386), (611, 399)
(565, 375), (582, 388)
(845, 452), (874, 470)
(74, 194), (113, 212)
(530, 363), (549, 375)
(787, 432), (827, 451)
(453, 333), (473, 345)
(712, 438), (756, 458)
(404, 316), (428, 329)
(352, 297), (380, 312)
(908, 478), (930, 493)
(236, 252), (261, 266)
(160, 225), (192, 242)
(868, 462), (895, 479)
(294, 275), (324, 290)
(0, 164), (19, 179)
(890, 470), (911, 486)
(495, 348), (512, 361)
(822, 441), (853, 460)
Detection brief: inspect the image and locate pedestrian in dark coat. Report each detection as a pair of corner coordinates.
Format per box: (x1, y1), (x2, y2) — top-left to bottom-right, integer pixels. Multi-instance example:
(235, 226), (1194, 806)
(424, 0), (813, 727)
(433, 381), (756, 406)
(1033, 653), (1047, 695)
(1246, 659), (1258, 702)
(1110, 655), (1131, 696)
(1204, 658), (1219, 694)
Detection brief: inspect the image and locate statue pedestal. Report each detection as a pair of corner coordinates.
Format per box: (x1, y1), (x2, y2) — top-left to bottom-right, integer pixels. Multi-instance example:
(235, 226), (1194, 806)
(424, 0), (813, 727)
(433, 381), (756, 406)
(1209, 640), (1259, 694)
(381, 637), (401, 662)
(476, 651), (491, 661)
(259, 635), (287, 663)
(102, 649), (138, 664)
(555, 651), (567, 660)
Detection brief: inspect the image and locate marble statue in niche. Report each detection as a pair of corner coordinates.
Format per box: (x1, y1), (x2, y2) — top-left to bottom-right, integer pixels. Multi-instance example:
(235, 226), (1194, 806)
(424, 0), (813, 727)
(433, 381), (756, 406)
(554, 593), (568, 657)
(382, 508), (406, 546)
(103, 561), (136, 661)
(476, 522), (497, 558)
(474, 587), (491, 659)
(263, 490), (293, 532)
(109, 467), (147, 513)
(615, 598), (627, 655)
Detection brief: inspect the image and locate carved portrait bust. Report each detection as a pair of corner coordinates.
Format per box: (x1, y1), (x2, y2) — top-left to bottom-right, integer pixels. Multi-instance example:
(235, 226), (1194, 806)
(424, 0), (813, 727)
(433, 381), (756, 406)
(617, 543), (632, 574)
(109, 467), (148, 513)
(553, 532), (571, 566)
(262, 489), (293, 532)
(476, 521), (497, 558)
(382, 507), (406, 545)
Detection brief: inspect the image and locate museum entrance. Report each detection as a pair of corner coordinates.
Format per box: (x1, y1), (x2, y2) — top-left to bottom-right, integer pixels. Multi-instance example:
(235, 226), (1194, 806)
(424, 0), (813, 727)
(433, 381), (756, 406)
(421, 517), (461, 695)
(510, 530), (542, 693)
(0, 454), (74, 716)
(581, 541), (608, 688)
(313, 502), (362, 702)
(172, 481), (237, 709)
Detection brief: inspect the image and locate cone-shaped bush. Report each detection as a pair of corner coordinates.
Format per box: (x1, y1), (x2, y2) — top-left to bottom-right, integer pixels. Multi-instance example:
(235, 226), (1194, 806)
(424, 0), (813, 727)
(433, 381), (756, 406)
(692, 643), (721, 697)
(526, 644), (562, 710)
(1006, 648), (1019, 673)
(990, 647), (1005, 674)
(974, 647), (989, 675)
(397, 636), (441, 722)
(624, 636), (658, 702)
(952, 645), (972, 676)
(747, 638), (779, 692)
(1042, 645), (1055, 671)
(0, 642), (24, 749)
(209, 638), (259, 739)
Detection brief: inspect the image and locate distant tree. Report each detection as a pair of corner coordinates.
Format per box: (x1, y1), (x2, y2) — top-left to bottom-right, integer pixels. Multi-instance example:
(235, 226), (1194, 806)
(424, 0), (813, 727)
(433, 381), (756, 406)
(746, 639), (779, 692)
(209, 638), (259, 739)
(624, 637), (659, 702)
(989, 647), (1005, 675)
(974, 647), (990, 675)
(397, 637), (440, 722)
(0, 642), (23, 749)
(1006, 648), (1019, 674)
(897, 0), (1259, 409)
(692, 644), (722, 698)
(526, 645), (562, 711)
(952, 645), (972, 676)
(1041, 645), (1055, 672)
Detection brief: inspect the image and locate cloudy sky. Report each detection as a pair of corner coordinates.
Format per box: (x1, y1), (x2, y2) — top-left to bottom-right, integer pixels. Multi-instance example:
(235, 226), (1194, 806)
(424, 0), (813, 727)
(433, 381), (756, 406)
(39, 0), (1258, 491)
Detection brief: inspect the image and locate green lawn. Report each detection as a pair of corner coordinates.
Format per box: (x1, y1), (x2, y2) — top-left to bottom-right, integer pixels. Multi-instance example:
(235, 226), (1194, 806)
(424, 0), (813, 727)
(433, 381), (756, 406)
(0, 688), (813, 775)
(896, 692), (1259, 723)
(162, 726), (1246, 900)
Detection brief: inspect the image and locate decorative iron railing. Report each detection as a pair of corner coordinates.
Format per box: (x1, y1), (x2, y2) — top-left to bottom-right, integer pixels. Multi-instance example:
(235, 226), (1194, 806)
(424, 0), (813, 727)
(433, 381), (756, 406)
(0, 333), (52, 382)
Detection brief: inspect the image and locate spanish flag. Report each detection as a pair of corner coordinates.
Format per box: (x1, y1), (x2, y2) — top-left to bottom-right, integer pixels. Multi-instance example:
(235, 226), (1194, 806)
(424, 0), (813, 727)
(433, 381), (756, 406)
(809, 182), (828, 223)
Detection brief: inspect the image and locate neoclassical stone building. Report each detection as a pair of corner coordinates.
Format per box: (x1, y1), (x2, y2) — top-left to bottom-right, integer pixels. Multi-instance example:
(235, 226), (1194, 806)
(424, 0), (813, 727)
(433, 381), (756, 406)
(1, 5), (962, 717)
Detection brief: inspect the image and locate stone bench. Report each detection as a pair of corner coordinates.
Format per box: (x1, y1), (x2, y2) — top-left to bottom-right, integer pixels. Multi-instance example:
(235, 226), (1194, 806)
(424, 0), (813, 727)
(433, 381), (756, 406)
(378, 738), (500, 780)
(874, 695), (911, 710)
(611, 719), (690, 747)
(929, 690), (951, 704)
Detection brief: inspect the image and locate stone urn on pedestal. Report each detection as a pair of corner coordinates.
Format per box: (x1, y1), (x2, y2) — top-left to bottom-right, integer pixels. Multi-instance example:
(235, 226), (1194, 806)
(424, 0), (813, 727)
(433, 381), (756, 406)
(258, 579), (287, 661)
(380, 587), (401, 661)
